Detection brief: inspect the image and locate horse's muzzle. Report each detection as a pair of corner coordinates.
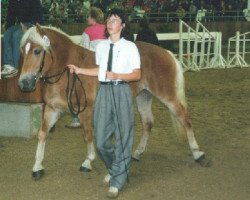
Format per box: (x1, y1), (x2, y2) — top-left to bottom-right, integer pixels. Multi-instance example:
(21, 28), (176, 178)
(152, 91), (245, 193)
(18, 73), (37, 92)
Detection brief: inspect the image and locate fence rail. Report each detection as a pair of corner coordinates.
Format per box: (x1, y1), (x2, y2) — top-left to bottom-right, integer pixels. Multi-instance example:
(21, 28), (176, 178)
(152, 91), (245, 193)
(227, 31), (250, 68)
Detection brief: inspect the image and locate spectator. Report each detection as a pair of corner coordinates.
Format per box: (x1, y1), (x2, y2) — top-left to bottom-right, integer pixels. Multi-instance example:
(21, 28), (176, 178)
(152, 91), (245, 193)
(80, 7), (106, 51)
(48, 0), (59, 24)
(176, 5), (186, 20)
(189, 1), (198, 21)
(1, 0), (44, 78)
(196, 6), (207, 21)
(136, 17), (159, 46)
(218, 0), (226, 18)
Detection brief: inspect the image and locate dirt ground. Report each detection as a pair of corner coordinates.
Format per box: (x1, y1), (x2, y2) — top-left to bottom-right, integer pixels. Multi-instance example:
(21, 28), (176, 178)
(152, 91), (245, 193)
(0, 67), (250, 200)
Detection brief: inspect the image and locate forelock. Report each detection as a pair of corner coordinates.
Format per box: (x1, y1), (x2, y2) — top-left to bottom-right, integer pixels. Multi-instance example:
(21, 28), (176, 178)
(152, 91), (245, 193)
(20, 26), (50, 51)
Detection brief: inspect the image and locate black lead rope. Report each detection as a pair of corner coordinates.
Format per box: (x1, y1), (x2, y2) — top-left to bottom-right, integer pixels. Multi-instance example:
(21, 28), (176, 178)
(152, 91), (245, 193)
(41, 67), (87, 117)
(66, 69), (87, 117)
(38, 50), (86, 116)
(106, 43), (130, 184)
(41, 68), (68, 84)
(109, 83), (130, 184)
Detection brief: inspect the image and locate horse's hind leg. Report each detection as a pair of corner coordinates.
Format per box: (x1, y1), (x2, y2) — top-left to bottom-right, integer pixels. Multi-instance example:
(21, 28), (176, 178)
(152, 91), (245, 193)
(167, 100), (207, 164)
(133, 90), (153, 161)
(32, 105), (60, 180)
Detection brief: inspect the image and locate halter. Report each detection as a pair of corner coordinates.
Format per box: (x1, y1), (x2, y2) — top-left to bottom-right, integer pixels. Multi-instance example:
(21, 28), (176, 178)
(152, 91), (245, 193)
(34, 50), (46, 81)
(36, 49), (87, 117)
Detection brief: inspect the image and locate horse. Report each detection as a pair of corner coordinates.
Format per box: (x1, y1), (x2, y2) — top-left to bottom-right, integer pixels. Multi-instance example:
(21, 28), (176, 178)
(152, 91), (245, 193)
(18, 24), (209, 180)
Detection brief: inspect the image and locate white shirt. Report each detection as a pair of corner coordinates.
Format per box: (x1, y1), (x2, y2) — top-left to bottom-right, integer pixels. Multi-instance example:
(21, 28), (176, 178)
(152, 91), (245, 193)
(95, 37), (141, 82)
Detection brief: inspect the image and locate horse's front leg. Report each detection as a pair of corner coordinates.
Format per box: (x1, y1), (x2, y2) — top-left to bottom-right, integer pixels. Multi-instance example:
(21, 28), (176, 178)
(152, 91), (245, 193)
(32, 105), (60, 180)
(78, 106), (96, 172)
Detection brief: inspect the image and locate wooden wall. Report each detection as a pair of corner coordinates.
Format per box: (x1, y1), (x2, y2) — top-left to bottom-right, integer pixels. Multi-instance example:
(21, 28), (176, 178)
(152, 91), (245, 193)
(0, 76), (43, 103)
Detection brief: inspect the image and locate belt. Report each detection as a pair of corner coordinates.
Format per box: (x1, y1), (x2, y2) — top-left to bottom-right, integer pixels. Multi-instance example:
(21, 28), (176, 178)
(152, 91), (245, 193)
(100, 81), (127, 85)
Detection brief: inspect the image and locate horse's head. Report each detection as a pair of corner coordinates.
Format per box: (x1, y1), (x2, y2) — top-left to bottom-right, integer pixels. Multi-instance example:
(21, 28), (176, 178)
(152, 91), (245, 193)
(18, 24), (52, 92)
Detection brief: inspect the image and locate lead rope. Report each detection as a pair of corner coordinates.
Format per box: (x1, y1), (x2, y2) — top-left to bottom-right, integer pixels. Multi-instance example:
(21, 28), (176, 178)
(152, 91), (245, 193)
(66, 69), (87, 117)
(106, 43), (130, 184)
(109, 83), (130, 184)
(41, 67), (87, 116)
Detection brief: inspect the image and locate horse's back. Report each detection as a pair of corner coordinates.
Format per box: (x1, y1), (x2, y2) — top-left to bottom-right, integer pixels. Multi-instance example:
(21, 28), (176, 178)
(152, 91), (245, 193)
(134, 41), (178, 97)
(135, 41), (176, 68)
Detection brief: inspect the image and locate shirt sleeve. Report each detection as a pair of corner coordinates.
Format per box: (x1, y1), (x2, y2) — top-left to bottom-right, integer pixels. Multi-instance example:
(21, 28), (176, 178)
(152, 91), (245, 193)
(95, 43), (107, 81)
(80, 32), (90, 49)
(129, 43), (141, 70)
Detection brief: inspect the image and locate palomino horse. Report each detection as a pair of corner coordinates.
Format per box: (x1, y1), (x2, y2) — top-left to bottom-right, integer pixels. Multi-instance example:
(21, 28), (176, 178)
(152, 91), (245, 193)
(19, 25), (208, 180)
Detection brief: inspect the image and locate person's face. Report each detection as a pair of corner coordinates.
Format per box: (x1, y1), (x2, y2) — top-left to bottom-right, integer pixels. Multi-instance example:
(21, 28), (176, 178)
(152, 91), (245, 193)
(106, 15), (124, 36)
(87, 16), (96, 25)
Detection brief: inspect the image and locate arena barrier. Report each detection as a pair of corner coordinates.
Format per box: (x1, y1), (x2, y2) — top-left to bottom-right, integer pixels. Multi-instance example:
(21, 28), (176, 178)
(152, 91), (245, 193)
(178, 20), (226, 71)
(227, 31), (250, 68)
(134, 20), (224, 71)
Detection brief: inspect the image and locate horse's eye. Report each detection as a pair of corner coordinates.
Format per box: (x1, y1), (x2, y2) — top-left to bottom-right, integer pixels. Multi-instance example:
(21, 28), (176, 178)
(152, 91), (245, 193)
(34, 49), (42, 55)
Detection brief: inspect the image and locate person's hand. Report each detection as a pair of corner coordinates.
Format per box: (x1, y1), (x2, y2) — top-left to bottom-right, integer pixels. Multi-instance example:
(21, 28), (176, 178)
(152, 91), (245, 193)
(106, 71), (119, 80)
(68, 64), (80, 74)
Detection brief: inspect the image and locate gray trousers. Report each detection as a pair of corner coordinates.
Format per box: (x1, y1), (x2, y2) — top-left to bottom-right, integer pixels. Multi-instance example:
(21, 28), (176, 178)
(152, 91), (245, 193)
(93, 83), (134, 190)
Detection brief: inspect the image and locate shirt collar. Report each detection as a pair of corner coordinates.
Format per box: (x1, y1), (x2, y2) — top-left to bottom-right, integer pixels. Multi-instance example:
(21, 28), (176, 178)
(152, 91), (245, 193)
(108, 37), (125, 47)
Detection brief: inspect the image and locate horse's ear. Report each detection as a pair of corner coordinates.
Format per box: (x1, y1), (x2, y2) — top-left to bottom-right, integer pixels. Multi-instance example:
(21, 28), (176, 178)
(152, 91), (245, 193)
(36, 23), (46, 36)
(20, 23), (29, 32)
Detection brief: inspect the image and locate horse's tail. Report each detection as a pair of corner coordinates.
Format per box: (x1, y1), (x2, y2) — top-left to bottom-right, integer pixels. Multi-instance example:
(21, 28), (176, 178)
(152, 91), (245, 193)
(167, 50), (187, 140)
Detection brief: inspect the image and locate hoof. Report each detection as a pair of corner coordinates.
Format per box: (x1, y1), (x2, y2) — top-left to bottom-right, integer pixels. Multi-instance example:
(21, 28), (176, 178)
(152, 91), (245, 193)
(132, 157), (139, 162)
(65, 123), (81, 129)
(49, 125), (56, 133)
(32, 169), (44, 181)
(79, 166), (92, 172)
(195, 155), (212, 167)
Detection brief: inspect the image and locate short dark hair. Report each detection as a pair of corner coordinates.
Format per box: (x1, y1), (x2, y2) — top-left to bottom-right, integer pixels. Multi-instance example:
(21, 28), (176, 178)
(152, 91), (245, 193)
(106, 8), (126, 24)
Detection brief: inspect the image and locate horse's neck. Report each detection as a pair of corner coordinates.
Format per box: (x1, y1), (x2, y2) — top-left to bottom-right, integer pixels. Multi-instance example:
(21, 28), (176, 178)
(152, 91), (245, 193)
(48, 33), (72, 71)
(72, 45), (96, 69)
(46, 29), (96, 70)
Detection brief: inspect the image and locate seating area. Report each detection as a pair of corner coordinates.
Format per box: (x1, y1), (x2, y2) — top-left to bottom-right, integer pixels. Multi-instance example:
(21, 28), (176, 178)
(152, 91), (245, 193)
(1, 0), (248, 29)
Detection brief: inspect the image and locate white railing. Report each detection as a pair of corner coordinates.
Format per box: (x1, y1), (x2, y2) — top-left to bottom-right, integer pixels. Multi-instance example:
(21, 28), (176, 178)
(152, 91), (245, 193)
(227, 31), (250, 68)
(178, 20), (226, 71)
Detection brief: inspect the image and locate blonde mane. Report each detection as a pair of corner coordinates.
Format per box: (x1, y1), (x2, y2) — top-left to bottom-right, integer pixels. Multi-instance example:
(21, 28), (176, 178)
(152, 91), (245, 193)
(20, 25), (73, 51)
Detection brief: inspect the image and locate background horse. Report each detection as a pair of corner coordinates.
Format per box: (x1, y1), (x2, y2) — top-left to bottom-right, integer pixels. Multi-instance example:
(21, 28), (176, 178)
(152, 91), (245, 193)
(19, 25), (208, 180)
